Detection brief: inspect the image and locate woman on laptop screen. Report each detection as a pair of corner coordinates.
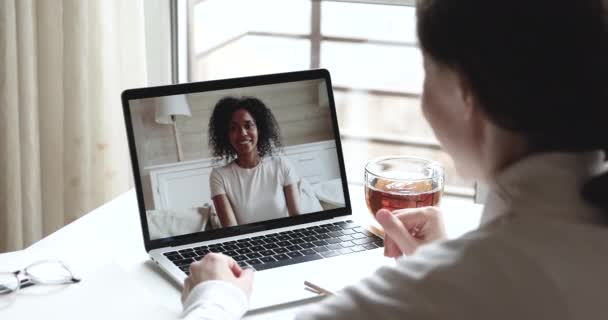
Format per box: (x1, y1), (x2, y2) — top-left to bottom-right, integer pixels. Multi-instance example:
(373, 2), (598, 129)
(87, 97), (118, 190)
(208, 96), (301, 227)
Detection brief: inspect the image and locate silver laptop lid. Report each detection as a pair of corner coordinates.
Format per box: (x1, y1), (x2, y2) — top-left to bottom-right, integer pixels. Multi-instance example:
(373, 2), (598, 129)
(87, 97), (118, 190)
(121, 69), (352, 252)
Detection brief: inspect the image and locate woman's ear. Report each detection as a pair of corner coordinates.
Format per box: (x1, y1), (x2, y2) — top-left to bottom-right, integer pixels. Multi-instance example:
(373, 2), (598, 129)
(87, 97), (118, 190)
(456, 72), (479, 122)
(456, 70), (487, 155)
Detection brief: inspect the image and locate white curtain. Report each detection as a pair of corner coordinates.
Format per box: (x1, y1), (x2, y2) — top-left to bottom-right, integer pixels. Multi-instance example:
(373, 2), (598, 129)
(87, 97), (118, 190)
(0, 0), (147, 252)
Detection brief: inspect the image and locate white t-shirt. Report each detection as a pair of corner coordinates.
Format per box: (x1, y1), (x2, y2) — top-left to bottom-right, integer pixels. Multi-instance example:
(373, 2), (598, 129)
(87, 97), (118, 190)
(209, 156), (298, 225)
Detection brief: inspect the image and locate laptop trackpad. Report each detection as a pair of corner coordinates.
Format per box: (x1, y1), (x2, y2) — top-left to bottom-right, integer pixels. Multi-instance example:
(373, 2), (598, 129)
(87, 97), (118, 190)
(249, 249), (394, 310)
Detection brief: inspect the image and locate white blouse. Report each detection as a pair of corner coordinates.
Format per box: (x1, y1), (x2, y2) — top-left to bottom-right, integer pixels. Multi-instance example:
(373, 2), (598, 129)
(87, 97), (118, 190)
(184, 151), (608, 320)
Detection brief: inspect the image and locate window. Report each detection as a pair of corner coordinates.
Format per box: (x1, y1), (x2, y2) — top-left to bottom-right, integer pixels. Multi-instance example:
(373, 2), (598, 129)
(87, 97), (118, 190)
(176, 0), (475, 197)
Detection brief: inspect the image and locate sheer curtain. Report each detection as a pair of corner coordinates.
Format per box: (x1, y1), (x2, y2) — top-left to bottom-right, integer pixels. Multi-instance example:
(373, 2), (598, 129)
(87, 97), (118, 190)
(0, 0), (147, 252)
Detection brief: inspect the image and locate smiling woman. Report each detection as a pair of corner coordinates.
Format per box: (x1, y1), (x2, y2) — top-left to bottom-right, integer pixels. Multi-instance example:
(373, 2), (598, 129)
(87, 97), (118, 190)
(207, 97), (301, 227)
(208, 97), (283, 161)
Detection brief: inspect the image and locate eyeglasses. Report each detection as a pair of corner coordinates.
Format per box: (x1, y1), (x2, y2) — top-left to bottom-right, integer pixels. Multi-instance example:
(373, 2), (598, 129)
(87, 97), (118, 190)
(0, 259), (81, 297)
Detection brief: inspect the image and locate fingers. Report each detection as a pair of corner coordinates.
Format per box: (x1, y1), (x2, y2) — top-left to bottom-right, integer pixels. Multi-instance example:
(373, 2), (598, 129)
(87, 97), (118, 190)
(237, 267), (255, 297)
(391, 209), (428, 230)
(228, 257), (243, 277)
(376, 209), (417, 255)
(229, 257), (255, 283)
(189, 253), (226, 283)
(228, 256), (255, 284)
(181, 252), (256, 304)
(394, 206), (445, 241)
(239, 267), (255, 284)
(211, 253), (243, 277)
(383, 235), (403, 258)
(199, 252), (228, 269)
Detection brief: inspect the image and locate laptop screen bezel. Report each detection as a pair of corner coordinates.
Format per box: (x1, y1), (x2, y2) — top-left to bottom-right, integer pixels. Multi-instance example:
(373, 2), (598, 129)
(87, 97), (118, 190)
(121, 69), (353, 252)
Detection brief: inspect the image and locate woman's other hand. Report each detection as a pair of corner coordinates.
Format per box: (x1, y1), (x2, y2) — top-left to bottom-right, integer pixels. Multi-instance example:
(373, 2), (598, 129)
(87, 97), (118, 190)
(376, 207), (447, 257)
(181, 253), (255, 303)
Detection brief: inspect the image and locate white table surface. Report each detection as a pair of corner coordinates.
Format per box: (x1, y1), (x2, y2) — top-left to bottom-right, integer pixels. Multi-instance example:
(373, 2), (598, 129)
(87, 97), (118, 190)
(0, 185), (483, 319)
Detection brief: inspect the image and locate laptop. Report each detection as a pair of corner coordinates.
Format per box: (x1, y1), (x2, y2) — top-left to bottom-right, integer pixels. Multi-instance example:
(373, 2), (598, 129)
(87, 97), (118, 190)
(121, 69), (387, 310)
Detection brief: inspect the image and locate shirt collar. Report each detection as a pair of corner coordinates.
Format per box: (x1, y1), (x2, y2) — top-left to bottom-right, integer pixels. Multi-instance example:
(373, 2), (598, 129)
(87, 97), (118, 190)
(480, 150), (607, 226)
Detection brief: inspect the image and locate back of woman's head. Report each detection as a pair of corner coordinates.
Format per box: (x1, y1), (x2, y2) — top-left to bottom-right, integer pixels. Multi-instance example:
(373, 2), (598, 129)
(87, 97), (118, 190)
(416, 0), (608, 210)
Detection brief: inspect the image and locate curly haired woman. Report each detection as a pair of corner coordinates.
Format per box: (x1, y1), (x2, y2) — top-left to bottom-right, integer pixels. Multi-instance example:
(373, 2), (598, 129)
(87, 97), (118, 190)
(208, 96), (300, 227)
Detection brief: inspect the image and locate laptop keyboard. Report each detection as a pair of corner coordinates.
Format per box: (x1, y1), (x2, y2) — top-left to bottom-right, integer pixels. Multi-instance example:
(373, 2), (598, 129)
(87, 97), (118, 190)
(162, 221), (384, 275)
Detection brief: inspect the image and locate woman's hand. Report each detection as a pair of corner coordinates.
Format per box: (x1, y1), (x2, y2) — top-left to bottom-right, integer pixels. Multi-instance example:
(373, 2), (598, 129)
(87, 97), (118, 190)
(181, 253), (255, 303)
(376, 207), (447, 257)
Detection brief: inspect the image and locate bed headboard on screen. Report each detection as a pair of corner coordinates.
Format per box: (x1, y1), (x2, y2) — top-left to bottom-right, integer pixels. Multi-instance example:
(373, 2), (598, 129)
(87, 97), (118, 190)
(145, 140), (340, 210)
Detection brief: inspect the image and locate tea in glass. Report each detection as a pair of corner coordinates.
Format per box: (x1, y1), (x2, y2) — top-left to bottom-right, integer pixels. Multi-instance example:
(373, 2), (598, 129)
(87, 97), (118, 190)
(365, 156), (444, 220)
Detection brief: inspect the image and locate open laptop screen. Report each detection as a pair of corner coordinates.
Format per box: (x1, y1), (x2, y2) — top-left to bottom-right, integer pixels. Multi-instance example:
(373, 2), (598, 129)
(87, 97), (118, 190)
(123, 72), (349, 244)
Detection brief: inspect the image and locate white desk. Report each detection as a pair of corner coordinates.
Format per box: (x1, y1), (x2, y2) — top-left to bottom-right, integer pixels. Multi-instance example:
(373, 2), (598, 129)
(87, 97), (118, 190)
(0, 185), (483, 319)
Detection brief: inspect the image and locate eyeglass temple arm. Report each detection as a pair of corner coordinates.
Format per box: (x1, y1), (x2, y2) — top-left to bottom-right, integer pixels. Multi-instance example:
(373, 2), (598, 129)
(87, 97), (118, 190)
(20, 276), (81, 288)
(20, 279), (35, 289)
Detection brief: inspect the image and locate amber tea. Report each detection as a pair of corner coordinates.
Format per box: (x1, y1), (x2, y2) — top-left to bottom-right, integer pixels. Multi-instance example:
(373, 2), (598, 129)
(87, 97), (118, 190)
(364, 156), (444, 220)
(365, 178), (442, 217)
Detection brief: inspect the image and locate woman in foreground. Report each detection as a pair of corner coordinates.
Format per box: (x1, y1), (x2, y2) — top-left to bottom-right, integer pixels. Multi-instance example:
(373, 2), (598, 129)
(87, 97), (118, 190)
(182, 0), (608, 318)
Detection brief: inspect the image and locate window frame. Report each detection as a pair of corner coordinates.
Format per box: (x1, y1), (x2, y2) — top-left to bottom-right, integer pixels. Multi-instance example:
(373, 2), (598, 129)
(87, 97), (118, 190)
(171, 0), (476, 199)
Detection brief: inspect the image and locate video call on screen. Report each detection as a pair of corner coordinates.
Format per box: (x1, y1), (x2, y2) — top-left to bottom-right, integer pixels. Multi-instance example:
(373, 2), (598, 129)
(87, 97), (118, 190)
(129, 79), (346, 240)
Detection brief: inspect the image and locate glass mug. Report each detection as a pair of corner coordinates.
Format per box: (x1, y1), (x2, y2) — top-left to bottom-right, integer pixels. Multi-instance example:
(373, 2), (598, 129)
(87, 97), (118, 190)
(364, 156), (445, 228)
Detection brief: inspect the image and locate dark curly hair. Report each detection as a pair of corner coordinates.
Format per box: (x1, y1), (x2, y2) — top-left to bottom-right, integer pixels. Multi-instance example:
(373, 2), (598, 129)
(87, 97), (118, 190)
(208, 96), (282, 160)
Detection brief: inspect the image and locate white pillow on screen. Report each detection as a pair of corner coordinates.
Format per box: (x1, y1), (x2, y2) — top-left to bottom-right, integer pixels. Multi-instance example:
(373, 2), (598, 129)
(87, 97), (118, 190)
(146, 207), (210, 240)
(298, 179), (324, 214)
(313, 178), (345, 207)
(207, 204), (223, 230)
